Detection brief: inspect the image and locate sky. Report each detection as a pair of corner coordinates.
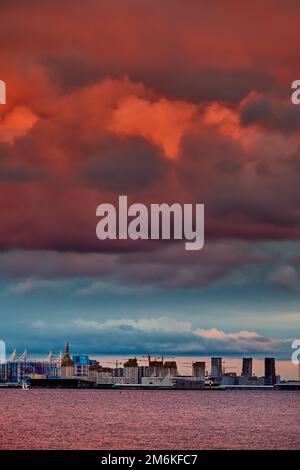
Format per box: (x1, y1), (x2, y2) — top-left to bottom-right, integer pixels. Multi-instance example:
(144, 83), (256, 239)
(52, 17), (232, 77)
(0, 1), (300, 366)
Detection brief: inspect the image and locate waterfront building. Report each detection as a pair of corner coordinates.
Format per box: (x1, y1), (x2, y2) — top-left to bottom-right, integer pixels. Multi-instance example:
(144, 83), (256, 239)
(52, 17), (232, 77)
(264, 357), (276, 385)
(145, 359), (177, 383)
(73, 355), (90, 377)
(123, 358), (139, 384)
(113, 367), (124, 378)
(141, 375), (175, 387)
(97, 367), (113, 385)
(138, 366), (149, 383)
(238, 375), (265, 386)
(242, 358), (253, 378)
(47, 351), (60, 378)
(175, 377), (205, 389)
(72, 355), (100, 378)
(74, 363), (88, 377)
(211, 357), (223, 381)
(221, 372), (238, 385)
(192, 361), (206, 380)
(162, 361), (177, 378)
(149, 359), (164, 377)
(0, 359), (49, 382)
(87, 364), (102, 382)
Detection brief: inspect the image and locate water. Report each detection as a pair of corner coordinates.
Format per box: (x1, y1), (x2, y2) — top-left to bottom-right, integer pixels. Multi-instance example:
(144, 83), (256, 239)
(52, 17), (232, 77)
(0, 390), (299, 450)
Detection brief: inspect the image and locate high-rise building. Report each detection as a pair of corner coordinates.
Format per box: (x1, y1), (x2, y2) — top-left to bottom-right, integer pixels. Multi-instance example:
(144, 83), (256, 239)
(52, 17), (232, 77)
(149, 359), (164, 377)
(211, 357), (222, 380)
(264, 357), (276, 385)
(138, 366), (149, 384)
(162, 361), (178, 378)
(242, 358), (253, 377)
(123, 358), (139, 384)
(193, 362), (206, 380)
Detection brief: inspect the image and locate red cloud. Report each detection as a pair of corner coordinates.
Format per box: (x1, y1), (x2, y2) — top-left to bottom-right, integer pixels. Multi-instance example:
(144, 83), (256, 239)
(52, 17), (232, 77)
(0, 1), (300, 256)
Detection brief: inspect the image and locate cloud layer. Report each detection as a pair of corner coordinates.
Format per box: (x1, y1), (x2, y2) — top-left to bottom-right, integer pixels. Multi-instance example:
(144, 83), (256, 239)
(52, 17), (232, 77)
(26, 315), (291, 357)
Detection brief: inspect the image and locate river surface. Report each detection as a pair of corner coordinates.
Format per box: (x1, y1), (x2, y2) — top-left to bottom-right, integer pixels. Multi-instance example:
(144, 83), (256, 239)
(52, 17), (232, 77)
(0, 389), (299, 449)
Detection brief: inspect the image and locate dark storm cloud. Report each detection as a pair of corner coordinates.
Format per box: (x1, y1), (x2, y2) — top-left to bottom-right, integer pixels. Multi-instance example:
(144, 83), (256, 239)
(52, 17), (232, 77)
(132, 67), (274, 103)
(40, 53), (104, 92)
(81, 136), (167, 192)
(43, 52), (274, 102)
(0, 165), (44, 182)
(0, 241), (269, 290)
(240, 95), (300, 132)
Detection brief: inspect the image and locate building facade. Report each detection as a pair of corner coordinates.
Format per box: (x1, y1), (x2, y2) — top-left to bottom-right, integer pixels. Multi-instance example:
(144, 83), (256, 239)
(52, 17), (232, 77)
(211, 357), (223, 381)
(193, 362), (206, 380)
(242, 358), (253, 377)
(264, 357), (276, 385)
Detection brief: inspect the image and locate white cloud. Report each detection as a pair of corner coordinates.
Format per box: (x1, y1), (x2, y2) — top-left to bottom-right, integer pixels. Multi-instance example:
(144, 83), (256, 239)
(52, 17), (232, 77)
(76, 281), (154, 296)
(65, 317), (287, 354)
(32, 320), (47, 329)
(6, 279), (65, 294)
(73, 316), (192, 334)
(195, 327), (259, 340)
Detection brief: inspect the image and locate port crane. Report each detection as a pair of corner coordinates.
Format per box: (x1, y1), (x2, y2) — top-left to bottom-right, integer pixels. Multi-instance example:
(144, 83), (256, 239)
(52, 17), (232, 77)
(141, 354), (175, 365)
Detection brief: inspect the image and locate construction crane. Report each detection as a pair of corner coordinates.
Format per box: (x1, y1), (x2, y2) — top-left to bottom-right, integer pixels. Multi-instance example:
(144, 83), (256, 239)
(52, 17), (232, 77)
(141, 354), (165, 366)
(104, 360), (124, 369)
(222, 361), (237, 374)
(179, 362), (193, 367)
(9, 349), (28, 362)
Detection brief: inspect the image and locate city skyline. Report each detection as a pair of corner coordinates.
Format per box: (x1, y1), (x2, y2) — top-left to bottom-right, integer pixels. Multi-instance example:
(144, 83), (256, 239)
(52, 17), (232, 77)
(0, 341), (285, 385)
(1, 343), (299, 381)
